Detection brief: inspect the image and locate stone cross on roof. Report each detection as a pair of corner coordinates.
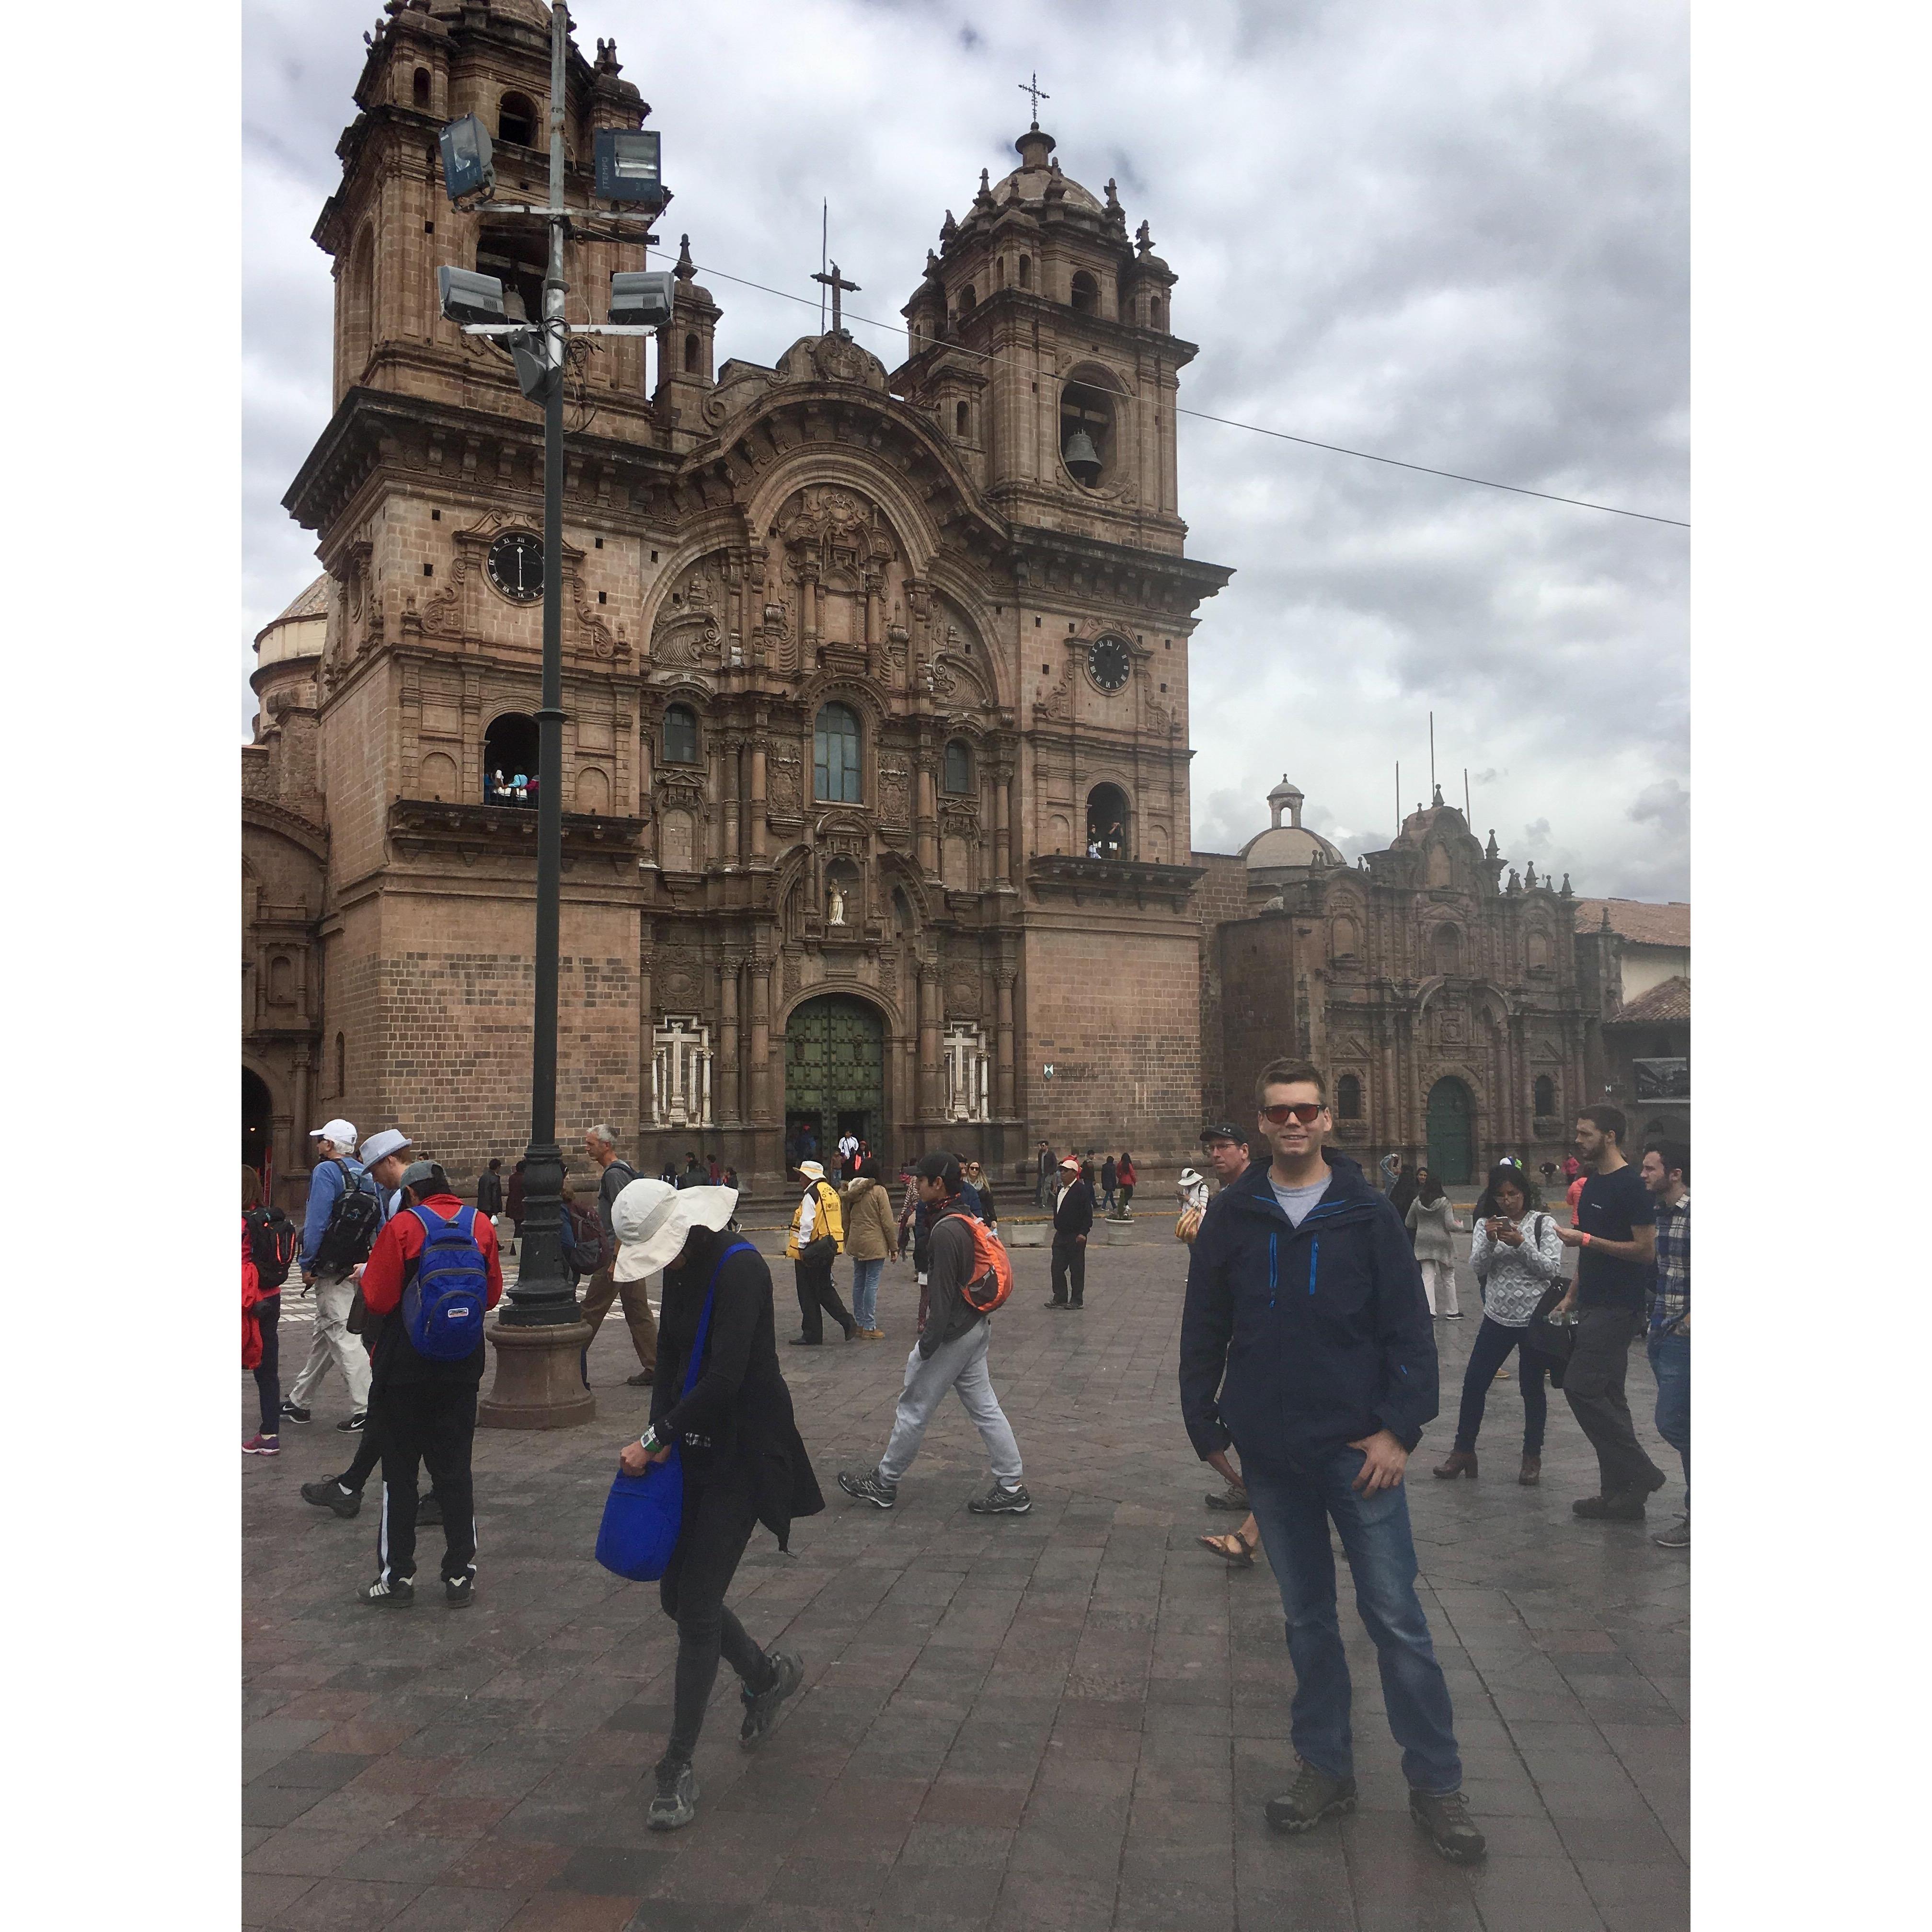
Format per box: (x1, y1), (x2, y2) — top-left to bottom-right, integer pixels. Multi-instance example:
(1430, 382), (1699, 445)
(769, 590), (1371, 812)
(1019, 72), (1050, 127)
(811, 261), (860, 337)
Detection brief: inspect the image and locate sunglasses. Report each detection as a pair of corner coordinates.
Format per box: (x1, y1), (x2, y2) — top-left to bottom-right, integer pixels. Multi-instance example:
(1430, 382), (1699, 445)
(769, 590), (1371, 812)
(1260, 1101), (1325, 1127)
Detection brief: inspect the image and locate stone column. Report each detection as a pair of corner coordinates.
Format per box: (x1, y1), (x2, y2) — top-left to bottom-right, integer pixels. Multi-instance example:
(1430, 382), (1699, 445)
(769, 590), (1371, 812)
(749, 735), (769, 865)
(719, 958), (741, 1124)
(916, 758), (938, 876)
(721, 733), (740, 864)
(291, 1050), (313, 1173)
(749, 959), (773, 1122)
(917, 963), (941, 1118)
(995, 972), (1015, 1117)
(994, 769), (1012, 886)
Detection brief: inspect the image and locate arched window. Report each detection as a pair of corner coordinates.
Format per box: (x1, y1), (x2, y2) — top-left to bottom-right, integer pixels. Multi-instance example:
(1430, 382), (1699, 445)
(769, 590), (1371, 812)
(1070, 270), (1099, 315)
(1432, 921), (1463, 977)
(1150, 296), (1165, 330)
(1017, 254), (1032, 290)
(1534, 1074), (1557, 1117)
(1085, 783), (1129, 859)
(1526, 928), (1552, 972)
(412, 68), (431, 110)
(960, 284), (977, 313)
(814, 702), (862, 803)
(683, 333), (700, 374)
(1336, 1073), (1363, 1120)
(954, 400), (970, 438)
(343, 226), (375, 382)
(497, 92), (539, 147)
(1060, 379), (1115, 488)
(477, 220), (546, 324)
(943, 739), (973, 794)
(483, 713), (540, 807)
(1332, 914), (1363, 959)
(662, 703), (699, 765)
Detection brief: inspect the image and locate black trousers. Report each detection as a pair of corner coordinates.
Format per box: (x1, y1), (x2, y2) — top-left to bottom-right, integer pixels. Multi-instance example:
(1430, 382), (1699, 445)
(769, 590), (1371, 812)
(794, 1247), (853, 1342)
(1453, 1315), (1548, 1455)
(1050, 1235), (1086, 1306)
(376, 1381), (478, 1584)
(660, 1462), (773, 1761)
(1562, 1306), (1665, 1496)
(252, 1295), (281, 1436)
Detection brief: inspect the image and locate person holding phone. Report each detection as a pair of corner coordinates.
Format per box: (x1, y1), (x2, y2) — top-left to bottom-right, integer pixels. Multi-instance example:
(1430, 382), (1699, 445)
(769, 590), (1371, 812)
(1434, 1164), (1565, 1485)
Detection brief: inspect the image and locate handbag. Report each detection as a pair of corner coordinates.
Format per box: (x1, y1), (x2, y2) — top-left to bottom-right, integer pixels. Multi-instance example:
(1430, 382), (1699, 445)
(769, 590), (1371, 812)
(595, 1240), (750, 1582)
(1524, 1280), (1576, 1390)
(1175, 1206), (1203, 1243)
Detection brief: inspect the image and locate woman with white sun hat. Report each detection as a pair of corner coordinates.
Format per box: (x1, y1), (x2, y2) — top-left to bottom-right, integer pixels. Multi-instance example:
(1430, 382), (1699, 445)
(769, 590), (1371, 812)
(608, 1178), (824, 1831)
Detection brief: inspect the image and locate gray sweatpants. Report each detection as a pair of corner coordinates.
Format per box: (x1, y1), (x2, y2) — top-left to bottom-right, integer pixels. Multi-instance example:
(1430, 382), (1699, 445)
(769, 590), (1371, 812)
(877, 1321), (1023, 1488)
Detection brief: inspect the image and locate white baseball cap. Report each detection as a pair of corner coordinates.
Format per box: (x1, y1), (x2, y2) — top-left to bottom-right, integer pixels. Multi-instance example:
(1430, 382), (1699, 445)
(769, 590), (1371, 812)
(310, 1118), (357, 1149)
(359, 1128), (412, 1166)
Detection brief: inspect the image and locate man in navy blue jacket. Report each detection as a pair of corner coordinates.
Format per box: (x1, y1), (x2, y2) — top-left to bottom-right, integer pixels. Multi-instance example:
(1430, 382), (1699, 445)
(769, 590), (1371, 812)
(1180, 1058), (1485, 1863)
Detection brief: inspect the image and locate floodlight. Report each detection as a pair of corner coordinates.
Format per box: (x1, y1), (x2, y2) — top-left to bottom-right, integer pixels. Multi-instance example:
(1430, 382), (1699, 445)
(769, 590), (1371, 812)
(438, 114), (495, 203)
(439, 266), (507, 326)
(595, 127), (668, 210)
(609, 271), (676, 328)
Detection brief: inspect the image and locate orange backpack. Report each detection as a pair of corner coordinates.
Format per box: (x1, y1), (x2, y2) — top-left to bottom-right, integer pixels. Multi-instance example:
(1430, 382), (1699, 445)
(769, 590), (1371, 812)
(947, 1207), (1014, 1314)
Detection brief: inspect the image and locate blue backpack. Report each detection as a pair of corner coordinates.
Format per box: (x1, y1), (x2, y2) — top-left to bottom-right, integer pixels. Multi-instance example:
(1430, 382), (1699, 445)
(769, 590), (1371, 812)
(402, 1205), (489, 1360)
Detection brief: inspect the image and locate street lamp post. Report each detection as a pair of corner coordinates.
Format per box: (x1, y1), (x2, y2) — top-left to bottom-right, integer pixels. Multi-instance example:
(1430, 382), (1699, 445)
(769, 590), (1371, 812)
(431, 1), (673, 1425)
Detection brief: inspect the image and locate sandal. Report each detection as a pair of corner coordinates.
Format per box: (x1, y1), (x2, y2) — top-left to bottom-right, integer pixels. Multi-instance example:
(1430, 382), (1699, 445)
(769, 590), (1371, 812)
(1198, 1530), (1258, 1568)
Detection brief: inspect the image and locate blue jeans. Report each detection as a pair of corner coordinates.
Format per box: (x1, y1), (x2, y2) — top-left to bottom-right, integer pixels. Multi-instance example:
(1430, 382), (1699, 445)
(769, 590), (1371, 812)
(1244, 1448), (1463, 1794)
(1647, 1329), (1690, 1512)
(850, 1257), (884, 1331)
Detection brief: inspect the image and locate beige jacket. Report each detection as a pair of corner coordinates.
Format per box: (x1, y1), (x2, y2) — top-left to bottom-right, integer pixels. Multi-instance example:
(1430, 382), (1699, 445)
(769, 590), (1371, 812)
(840, 1176), (898, 1262)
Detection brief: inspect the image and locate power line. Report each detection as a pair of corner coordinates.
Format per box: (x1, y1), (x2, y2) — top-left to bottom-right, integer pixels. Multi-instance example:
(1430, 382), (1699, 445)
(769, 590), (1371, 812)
(642, 243), (1689, 530)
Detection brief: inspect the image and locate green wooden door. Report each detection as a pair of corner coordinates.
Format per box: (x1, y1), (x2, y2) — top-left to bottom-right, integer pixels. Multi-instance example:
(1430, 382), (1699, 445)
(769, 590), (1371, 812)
(785, 996), (886, 1162)
(1425, 1077), (1474, 1185)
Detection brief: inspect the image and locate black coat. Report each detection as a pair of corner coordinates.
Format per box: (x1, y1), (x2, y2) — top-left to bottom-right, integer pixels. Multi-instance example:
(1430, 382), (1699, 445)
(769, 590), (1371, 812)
(651, 1230), (825, 1549)
(1179, 1153), (1439, 1472)
(1052, 1178), (1094, 1241)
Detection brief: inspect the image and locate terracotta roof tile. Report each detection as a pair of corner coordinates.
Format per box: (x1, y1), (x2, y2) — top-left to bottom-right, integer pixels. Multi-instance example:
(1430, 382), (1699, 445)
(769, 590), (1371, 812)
(1611, 975), (1690, 1024)
(1573, 897), (1690, 948)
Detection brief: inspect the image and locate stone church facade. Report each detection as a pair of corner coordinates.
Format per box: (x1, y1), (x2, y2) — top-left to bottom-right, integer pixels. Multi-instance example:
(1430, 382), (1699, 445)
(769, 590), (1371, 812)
(242, 0), (1231, 1199)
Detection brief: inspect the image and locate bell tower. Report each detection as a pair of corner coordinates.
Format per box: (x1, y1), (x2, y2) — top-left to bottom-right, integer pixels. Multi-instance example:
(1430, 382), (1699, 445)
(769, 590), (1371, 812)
(896, 119), (1189, 552)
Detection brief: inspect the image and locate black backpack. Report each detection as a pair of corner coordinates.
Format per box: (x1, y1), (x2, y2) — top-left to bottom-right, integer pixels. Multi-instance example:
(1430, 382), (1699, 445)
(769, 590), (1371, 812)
(244, 1205), (299, 1290)
(312, 1160), (383, 1273)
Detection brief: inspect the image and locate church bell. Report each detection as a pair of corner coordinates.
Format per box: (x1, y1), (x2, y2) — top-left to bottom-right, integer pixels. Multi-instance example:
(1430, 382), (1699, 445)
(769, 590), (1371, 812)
(1061, 427), (1103, 486)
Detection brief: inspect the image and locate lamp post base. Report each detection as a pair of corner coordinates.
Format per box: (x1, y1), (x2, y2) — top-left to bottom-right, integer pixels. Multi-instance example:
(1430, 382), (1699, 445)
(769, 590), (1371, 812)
(477, 1317), (597, 1429)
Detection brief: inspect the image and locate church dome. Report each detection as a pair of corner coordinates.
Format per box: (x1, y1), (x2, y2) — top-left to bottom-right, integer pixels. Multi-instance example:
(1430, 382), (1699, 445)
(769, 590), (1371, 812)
(991, 126), (1104, 214)
(1240, 775), (1343, 872)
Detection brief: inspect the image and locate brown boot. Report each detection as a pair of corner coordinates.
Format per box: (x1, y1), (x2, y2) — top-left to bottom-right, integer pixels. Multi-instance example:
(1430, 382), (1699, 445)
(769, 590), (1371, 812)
(1433, 1449), (1478, 1480)
(1518, 1454), (1541, 1486)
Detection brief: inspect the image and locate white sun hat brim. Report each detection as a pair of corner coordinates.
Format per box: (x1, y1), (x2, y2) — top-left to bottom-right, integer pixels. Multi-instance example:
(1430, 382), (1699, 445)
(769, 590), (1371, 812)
(612, 1177), (738, 1282)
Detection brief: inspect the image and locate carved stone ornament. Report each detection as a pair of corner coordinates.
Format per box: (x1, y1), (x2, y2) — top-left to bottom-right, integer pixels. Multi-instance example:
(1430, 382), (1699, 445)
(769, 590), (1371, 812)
(768, 752), (803, 814)
(946, 968), (980, 1015)
(651, 556), (726, 669)
(878, 757), (911, 827)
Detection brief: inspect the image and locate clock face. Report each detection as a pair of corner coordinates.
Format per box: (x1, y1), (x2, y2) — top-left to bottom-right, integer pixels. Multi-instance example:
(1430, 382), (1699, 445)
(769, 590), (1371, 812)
(1088, 635), (1132, 694)
(486, 531), (544, 603)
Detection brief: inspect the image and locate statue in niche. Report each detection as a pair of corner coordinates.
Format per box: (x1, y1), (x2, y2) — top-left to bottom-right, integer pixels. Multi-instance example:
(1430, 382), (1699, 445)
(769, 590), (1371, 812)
(828, 884), (847, 927)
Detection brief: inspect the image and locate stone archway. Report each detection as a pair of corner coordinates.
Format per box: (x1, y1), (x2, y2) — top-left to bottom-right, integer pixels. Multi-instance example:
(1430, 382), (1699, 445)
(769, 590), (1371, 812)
(243, 1067), (275, 1186)
(1425, 1076), (1475, 1185)
(783, 994), (887, 1173)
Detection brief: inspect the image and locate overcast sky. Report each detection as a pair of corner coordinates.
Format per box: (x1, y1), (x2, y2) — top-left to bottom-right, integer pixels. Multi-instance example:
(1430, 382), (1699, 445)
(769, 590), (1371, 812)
(243, 0), (1687, 900)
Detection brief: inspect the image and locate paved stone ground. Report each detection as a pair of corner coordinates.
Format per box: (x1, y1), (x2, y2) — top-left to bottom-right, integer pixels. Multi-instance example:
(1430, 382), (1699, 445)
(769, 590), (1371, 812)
(244, 1227), (1688, 1932)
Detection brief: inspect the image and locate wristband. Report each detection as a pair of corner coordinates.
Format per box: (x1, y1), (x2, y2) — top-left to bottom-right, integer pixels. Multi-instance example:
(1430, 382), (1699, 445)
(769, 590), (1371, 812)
(1578, 1231), (1592, 1247)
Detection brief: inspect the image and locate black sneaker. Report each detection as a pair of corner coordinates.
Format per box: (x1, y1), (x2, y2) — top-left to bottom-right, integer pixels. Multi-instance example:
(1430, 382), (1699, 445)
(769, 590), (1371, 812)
(967, 1481), (1032, 1516)
(838, 1468), (898, 1509)
(280, 1400), (312, 1425)
(788, 1335), (823, 1347)
(647, 1755), (698, 1831)
(300, 1479), (361, 1519)
(739, 1647), (803, 1748)
(336, 1411), (368, 1433)
(358, 1575), (414, 1608)
(1265, 1760), (1357, 1833)
(1044, 1299), (1067, 1310)
(418, 1492), (442, 1526)
(1409, 1788), (1486, 1863)
(444, 1573), (474, 1609)
(1204, 1486), (1250, 1513)
(1652, 1515), (1690, 1549)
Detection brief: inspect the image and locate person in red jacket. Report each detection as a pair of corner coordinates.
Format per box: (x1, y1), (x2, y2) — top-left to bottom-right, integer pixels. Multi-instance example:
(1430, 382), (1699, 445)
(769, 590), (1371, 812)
(355, 1161), (504, 1608)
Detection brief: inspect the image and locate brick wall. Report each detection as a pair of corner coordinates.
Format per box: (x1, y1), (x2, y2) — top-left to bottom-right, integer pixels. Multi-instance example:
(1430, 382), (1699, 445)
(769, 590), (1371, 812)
(1190, 851), (1251, 1121)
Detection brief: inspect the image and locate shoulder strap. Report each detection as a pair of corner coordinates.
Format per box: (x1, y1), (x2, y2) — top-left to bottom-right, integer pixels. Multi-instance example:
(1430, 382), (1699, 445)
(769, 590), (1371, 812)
(683, 1239), (755, 1399)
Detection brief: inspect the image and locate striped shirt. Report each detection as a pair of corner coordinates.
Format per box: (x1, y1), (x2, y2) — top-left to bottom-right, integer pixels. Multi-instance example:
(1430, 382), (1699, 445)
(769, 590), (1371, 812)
(1650, 1191), (1690, 1334)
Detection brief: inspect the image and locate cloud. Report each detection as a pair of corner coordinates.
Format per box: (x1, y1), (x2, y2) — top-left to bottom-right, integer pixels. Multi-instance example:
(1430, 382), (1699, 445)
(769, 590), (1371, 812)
(1629, 777), (1690, 835)
(242, 0), (1687, 898)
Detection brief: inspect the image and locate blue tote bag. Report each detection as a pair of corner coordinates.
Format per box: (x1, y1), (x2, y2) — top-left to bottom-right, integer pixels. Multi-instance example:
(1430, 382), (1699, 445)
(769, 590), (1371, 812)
(595, 1240), (751, 1582)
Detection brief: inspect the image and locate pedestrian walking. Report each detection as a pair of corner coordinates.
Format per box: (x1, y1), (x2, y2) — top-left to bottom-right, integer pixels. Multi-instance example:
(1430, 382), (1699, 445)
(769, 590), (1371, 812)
(840, 1166), (897, 1340)
(1180, 1059), (1484, 1862)
(610, 1179), (822, 1830)
(506, 1159), (526, 1253)
(1035, 1138), (1055, 1209)
(1388, 1161), (1419, 1231)
(707, 1153), (722, 1185)
(475, 1157), (504, 1219)
(839, 1153), (1029, 1515)
(1405, 1169), (1464, 1316)
(1116, 1152), (1136, 1216)
(1187, 1123), (1257, 1533)
(680, 1151), (704, 1189)
(242, 1165), (297, 1455)
(1434, 1163), (1564, 1485)
(580, 1126), (658, 1389)
(962, 1159), (998, 1232)
(355, 1161), (503, 1607)
(787, 1160), (856, 1345)
(1046, 1154), (1093, 1309)
(1553, 1106), (1667, 1522)
(1100, 1154), (1118, 1214)
(1640, 1139), (1690, 1549)
(282, 1120), (380, 1432)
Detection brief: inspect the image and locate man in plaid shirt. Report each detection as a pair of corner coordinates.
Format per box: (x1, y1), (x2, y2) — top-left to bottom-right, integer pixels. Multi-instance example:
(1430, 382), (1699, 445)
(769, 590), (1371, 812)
(1640, 1139), (1690, 1550)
